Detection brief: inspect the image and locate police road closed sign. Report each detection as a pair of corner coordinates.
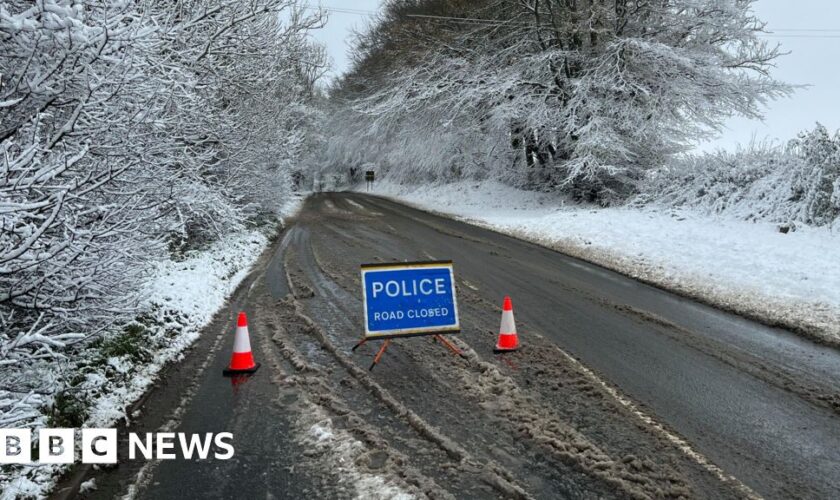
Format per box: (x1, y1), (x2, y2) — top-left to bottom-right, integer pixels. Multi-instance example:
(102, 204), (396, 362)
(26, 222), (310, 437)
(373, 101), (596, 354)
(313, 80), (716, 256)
(361, 261), (459, 339)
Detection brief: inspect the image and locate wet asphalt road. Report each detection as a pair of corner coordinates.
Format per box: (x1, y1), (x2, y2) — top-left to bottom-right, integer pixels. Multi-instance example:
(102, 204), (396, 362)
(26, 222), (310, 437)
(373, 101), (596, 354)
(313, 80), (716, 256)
(295, 193), (840, 499)
(62, 192), (840, 499)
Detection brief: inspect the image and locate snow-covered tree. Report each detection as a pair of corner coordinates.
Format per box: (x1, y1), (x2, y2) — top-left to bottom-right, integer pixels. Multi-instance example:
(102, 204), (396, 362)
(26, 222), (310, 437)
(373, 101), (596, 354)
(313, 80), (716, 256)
(1, 2), (155, 359)
(323, 0), (792, 202)
(0, 0), (325, 381)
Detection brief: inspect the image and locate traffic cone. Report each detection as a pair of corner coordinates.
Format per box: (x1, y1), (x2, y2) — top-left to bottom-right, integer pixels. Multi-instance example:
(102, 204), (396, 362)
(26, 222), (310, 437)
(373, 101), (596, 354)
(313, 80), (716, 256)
(223, 312), (260, 376)
(494, 296), (520, 353)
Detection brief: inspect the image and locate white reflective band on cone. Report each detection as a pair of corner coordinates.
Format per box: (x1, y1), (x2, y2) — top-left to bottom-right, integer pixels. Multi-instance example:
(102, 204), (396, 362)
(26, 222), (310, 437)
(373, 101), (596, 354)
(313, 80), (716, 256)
(500, 310), (516, 335)
(233, 326), (252, 353)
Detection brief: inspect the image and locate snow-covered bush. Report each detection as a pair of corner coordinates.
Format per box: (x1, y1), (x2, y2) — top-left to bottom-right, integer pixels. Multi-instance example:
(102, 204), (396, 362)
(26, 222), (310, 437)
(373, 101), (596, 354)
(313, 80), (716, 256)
(787, 124), (840, 225)
(638, 124), (840, 226)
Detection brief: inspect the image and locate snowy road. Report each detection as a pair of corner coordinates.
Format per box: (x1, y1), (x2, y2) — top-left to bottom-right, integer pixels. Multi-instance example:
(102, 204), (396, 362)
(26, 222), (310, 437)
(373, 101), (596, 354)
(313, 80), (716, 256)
(60, 193), (840, 499)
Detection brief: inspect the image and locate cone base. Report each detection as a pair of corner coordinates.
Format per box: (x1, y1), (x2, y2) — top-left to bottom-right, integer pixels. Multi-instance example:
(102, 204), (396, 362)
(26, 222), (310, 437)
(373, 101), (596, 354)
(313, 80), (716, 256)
(493, 346), (519, 353)
(223, 362), (261, 376)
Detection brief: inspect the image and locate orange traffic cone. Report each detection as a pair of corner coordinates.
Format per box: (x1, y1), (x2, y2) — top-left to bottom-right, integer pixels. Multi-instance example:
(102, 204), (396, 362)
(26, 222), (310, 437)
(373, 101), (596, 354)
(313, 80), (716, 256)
(494, 296), (520, 353)
(223, 312), (260, 376)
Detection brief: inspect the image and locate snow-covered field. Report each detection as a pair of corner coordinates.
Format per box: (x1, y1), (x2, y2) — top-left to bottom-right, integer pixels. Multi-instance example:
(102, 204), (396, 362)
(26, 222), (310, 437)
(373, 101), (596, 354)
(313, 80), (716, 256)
(368, 181), (840, 345)
(0, 194), (306, 499)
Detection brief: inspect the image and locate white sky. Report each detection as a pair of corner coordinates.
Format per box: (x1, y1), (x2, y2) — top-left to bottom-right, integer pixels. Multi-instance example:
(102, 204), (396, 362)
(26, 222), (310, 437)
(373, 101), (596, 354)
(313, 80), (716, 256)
(308, 1), (382, 81)
(700, 0), (840, 151)
(308, 0), (840, 152)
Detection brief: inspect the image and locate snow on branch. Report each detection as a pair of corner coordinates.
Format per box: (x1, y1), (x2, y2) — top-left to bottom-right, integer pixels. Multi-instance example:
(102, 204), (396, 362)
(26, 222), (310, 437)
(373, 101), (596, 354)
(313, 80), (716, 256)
(323, 0), (792, 203)
(0, 0), (326, 422)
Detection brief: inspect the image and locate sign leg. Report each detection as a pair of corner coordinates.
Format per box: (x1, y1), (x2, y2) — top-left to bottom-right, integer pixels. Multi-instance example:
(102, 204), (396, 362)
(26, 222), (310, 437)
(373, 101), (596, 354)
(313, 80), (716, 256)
(369, 339), (391, 371)
(351, 338), (368, 352)
(433, 335), (468, 359)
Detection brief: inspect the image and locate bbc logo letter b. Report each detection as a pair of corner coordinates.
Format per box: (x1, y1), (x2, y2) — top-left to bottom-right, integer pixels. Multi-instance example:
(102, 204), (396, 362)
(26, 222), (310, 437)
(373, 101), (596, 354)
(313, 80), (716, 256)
(1, 429), (31, 464)
(39, 428), (75, 464)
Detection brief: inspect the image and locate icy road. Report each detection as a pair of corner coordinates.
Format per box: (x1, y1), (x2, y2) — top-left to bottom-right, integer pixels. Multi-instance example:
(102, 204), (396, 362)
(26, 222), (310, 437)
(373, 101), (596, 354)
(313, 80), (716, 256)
(58, 193), (840, 499)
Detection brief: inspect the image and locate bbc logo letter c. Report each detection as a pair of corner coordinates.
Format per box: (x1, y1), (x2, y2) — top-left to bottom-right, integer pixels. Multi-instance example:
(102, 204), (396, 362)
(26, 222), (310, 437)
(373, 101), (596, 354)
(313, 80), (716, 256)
(82, 428), (118, 464)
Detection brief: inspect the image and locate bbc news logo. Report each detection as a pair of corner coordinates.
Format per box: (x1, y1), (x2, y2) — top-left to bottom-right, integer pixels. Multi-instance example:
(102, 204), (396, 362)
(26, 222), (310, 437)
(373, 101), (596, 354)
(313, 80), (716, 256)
(1, 429), (234, 464)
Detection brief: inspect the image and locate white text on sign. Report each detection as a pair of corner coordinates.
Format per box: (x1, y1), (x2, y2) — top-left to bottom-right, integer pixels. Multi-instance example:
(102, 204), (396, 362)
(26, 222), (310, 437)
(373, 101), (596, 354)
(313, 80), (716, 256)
(371, 278), (448, 298)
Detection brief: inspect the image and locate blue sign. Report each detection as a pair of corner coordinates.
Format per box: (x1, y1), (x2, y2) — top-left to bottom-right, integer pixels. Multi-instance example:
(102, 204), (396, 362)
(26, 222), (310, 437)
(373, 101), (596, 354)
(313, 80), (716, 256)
(361, 261), (460, 338)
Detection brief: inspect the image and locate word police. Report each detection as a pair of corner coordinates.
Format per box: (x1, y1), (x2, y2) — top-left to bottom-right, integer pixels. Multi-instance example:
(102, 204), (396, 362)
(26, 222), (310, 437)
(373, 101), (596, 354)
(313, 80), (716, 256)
(370, 277), (448, 298)
(1, 429), (234, 464)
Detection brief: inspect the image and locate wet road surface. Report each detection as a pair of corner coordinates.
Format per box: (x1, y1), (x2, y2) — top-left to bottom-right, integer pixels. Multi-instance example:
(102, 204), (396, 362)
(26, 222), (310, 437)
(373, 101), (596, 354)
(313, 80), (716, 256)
(58, 193), (840, 499)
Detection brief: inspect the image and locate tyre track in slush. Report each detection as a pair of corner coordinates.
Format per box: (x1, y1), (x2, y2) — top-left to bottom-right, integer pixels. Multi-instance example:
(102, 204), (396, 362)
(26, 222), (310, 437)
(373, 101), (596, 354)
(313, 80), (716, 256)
(290, 208), (747, 498)
(335, 192), (840, 499)
(301, 199), (750, 499)
(279, 243), (481, 499)
(284, 225), (544, 498)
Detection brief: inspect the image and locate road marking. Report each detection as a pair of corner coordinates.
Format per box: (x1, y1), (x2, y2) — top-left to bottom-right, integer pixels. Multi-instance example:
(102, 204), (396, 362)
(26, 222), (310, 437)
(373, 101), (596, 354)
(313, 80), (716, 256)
(345, 199), (367, 211)
(549, 344), (763, 500)
(460, 279), (479, 291)
(564, 260), (632, 287)
(346, 198), (383, 215)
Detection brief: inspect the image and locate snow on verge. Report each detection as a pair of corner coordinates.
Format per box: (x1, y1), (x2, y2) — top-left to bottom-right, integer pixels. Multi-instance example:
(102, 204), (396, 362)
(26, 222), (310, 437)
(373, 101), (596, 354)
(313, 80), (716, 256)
(0, 194), (307, 499)
(368, 181), (840, 345)
(86, 229), (269, 427)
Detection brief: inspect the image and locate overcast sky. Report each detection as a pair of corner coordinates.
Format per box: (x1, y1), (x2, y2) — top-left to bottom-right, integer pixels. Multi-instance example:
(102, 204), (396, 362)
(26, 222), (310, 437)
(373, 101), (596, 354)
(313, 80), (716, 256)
(308, 1), (382, 81)
(308, 0), (840, 152)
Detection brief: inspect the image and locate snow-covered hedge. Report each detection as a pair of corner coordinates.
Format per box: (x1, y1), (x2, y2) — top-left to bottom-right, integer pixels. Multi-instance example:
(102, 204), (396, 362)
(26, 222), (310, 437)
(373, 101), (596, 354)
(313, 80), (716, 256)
(638, 124), (840, 227)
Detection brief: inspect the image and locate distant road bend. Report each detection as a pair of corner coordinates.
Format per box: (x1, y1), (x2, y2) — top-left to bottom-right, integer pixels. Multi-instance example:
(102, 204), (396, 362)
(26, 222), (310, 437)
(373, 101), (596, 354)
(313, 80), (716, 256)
(68, 192), (840, 500)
